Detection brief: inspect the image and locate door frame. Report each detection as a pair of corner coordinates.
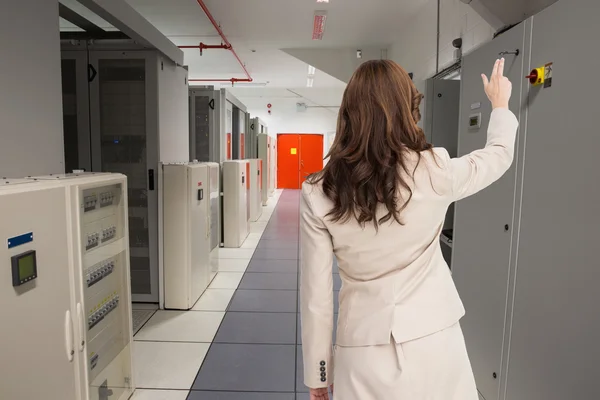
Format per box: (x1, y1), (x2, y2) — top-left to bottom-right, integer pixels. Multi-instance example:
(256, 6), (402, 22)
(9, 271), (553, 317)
(61, 50), (92, 172)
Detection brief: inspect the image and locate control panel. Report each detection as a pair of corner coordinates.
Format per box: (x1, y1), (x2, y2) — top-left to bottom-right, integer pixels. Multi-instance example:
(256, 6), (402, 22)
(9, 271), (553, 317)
(77, 181), (133, 399)
(11, 249), (37, 287)
(469, 113), (482, 130)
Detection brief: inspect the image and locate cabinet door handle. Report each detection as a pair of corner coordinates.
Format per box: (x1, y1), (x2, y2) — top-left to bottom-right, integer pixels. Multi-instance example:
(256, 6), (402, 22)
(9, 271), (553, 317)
(77, 303), (86, 351)
(88, 64), (97, 83)
(148, 169), (155, 191)
(64, 310), (74, 362)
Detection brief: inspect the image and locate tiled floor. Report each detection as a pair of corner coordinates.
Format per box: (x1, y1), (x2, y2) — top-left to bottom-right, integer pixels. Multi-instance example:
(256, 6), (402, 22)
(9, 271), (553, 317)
(132, 190), (340, 400)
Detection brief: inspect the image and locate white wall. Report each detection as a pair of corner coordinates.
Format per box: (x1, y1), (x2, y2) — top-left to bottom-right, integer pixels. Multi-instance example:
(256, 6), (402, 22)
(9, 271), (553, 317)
(390, 0), (495, 82)
(231, 88), (341, 163)
(247, 97), (337, 155)
(0, 0), (65, 177)
(282, 47), (386, 83)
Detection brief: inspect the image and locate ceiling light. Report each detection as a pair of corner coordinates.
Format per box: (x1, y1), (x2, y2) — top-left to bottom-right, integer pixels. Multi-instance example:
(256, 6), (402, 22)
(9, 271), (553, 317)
(307, 77), (314, 88)
(317, 0), (329, 3)
(312, 11), (327, 40)
(307, 65), (316, 76)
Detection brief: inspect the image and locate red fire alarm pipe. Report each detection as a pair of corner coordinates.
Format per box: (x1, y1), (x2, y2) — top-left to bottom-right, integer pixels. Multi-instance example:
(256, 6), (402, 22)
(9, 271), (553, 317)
(180, 0), (253, 84)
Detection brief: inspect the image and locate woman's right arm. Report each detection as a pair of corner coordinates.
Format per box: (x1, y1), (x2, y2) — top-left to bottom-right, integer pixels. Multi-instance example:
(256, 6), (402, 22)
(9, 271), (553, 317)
(448, 58), (519, 201)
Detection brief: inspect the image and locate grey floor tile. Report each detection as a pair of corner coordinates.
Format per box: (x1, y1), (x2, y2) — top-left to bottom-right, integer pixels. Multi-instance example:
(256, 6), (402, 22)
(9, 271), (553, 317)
(247, 259), (298, 274)
(188, 393), (295, 400)
(261, 233), (299, 241)
(253, 248), (299, 260)
(229, 290), (297, 313)
(296, 345), (308, 393)
(333, 274), (341, 291)
(193, 344), (296, 393)
(295, 394), (310, 400)
(297, 313), (338, 344)
(214, 312), (296, 344)
(257, 240), (298, 250)
(239, 272), (298, 290)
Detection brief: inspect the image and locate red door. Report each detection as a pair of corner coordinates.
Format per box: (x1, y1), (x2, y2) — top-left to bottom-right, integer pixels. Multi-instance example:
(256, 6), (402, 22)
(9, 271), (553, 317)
(277, 134), (300, 189)
(299, 134), (324, 185)
(277, 134), (324, 189)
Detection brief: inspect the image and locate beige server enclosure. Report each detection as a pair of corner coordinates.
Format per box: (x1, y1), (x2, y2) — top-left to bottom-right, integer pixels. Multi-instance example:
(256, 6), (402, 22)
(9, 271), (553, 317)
(248, 159), (263, 222)
(222, 160), (249, 248)
(0, 173), (134, 400)
(203, 162), (221, 282)
(162, 163), (211, 310)
(257, 134), (270, 205)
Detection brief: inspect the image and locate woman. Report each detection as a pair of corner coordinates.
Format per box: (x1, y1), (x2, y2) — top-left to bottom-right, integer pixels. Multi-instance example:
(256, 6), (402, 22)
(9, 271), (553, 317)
(300, 58), (516, 400)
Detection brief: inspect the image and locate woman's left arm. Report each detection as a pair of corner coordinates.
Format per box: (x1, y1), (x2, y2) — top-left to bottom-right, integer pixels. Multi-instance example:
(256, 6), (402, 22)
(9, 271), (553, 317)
(300, 183), (335, 390)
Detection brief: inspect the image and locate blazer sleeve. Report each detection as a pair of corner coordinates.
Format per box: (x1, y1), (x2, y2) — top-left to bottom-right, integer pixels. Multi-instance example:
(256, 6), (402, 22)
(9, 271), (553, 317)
(300, 183), (335, 389)
(446, 107), (519, 201)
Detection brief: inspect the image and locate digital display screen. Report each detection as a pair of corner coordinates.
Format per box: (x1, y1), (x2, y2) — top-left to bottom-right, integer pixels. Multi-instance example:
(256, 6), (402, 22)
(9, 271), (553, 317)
(18, 254), (35, 279)
(11, 250), (37, 286)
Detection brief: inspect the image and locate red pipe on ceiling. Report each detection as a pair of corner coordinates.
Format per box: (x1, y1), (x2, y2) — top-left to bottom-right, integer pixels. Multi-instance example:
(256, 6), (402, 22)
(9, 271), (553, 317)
(180, 0), (253, 85)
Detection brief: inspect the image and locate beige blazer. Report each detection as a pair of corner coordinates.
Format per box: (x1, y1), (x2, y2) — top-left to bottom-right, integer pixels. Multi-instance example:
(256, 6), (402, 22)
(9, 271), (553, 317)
(299, 108), (519, 388)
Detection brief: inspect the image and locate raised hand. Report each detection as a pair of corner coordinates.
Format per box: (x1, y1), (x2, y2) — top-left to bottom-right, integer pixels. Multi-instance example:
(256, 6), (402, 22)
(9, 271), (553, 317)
(481, 58), (512, 110)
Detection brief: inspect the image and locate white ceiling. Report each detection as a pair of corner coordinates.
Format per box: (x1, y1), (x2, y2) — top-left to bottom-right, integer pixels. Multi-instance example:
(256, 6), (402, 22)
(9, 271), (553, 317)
(123, 0), (428, 89)
(60, 0), (429, 102)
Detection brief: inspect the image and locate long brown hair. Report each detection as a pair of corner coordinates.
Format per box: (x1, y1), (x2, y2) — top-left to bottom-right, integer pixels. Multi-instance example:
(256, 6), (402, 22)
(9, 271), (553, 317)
(308, 60), (432, 229)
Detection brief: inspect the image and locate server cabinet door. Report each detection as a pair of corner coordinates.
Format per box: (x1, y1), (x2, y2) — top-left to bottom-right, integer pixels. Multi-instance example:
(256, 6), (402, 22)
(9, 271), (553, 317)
(504, 2), (600, 399)
(451, 23), (527, 400)
(189, 89), (214, 162)
(0, 187), (79, 400)
(61, 50), (92, 173)
(88, 51), (160, 303)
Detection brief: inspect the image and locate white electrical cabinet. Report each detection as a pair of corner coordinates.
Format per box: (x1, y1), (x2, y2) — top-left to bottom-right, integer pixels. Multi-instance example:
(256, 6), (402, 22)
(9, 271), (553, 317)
(257, 134), (271, 205)
(222, 161), (249, 248)
(0, 173), (134, 400)
(203, 162), (220, 281)
(162, 163), (211, 310)
(248, 159), (263, 222)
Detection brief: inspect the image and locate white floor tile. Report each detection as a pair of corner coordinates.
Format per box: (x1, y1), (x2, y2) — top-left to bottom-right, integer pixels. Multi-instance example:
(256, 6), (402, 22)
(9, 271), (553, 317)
(208, 272), (244, 289)
(246, 232), (263, 241)
(131, 389), (188, 400)
(217, 248), (255, 259)
(134, 341), (210, 389)
(192, 289), (236, 311)
(241, 238), (260, 249)
(250, 224), (267, 234)
(135, 310), (224, 343)
(213, 258), (250, 272)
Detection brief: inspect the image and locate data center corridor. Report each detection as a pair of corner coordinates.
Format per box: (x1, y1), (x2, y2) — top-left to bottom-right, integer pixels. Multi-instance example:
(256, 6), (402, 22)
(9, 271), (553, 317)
(132, 190), (338, 400)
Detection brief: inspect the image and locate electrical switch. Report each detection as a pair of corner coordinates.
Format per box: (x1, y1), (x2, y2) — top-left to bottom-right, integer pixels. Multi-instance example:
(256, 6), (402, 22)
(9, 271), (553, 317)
(526, 67), (545, 86)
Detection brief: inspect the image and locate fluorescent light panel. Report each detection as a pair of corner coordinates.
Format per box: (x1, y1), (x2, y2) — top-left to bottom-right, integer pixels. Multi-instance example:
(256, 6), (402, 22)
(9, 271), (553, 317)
(307, 77), (314, 87)
(307, 65), (316, 76)
(317, 0), (329, 3)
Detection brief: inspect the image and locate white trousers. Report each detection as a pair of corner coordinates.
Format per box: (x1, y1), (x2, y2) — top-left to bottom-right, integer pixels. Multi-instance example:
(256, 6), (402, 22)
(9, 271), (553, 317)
(333, 323), (478, 400)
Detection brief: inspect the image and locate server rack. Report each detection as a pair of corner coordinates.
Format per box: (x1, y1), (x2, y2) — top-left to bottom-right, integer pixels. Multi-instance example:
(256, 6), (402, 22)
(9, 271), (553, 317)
(60, 41), (189, 303)
(452, 0), (600, 398)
